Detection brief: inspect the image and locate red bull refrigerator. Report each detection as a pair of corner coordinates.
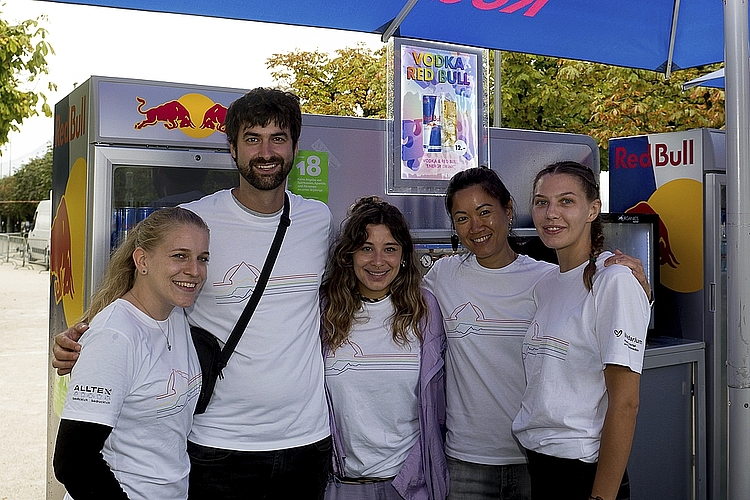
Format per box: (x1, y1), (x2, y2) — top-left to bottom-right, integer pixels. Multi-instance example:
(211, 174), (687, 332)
(609, 128), (726, 500)
(47, 76), (247, 498)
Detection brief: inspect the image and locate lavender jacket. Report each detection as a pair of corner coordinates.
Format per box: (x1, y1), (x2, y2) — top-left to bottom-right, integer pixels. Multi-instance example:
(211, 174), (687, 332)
(323, 289), (449, 500)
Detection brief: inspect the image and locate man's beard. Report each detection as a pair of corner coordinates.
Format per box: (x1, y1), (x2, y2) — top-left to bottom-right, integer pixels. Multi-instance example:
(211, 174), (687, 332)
(237, 155), (293, 191)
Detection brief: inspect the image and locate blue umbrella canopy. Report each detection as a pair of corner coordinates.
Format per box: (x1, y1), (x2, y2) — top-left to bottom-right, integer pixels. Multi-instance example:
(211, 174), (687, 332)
(41, 0), (726, 75)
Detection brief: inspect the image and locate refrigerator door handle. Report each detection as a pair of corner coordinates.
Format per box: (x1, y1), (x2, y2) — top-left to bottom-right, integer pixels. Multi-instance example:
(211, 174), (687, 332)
(709, 282), (716, 313)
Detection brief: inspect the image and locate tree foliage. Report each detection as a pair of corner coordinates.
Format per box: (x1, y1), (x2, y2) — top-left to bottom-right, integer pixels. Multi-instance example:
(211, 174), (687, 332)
(266, 45), (725, 169)
(0, 9), (56, 148)
(494, 52), (725, 167)
(0, 145), (52, 226)
(267, 44), (387, 117)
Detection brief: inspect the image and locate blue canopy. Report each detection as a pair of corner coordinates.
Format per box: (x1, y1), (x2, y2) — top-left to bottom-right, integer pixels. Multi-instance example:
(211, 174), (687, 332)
(41, 0), (727, 75)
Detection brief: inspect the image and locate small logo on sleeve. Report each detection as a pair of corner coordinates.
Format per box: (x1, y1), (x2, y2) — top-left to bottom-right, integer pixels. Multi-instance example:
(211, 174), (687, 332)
(616, 329), (644, 351)
(71, 385), (112, 405)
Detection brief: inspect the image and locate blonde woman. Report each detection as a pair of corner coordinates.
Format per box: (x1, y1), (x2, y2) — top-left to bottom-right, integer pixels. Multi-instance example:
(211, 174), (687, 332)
(54, 207), (209, 500)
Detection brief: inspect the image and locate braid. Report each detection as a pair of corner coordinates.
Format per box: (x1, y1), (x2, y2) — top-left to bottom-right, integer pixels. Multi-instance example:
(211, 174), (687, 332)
(583, 216), (604, 291)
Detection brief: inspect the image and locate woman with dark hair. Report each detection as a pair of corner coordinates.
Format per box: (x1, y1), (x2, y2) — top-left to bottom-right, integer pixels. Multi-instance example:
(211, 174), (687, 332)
(322, 196), (449, 500)
(422, 167), (649, 500)
(54, 207), (210, 500)
(512, 162), (649, 500)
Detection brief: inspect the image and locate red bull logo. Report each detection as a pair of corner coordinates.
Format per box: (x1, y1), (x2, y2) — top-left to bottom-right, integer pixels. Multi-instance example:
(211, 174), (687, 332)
(135, 97), (195, 130)
(627, 201), (680, 269)
(200, 103), (228, 133)
(134, 93), (229, 139)
(50, 196), (74, 304)
(439, 0), (548, 17)
(614, 139), (695, 169)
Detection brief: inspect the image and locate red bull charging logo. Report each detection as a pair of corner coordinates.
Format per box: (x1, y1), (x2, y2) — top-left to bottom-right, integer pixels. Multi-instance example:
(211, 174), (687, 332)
(134, 93), (229, 139)
(50, 196), (74, 303)
(439, 0), (548, 17)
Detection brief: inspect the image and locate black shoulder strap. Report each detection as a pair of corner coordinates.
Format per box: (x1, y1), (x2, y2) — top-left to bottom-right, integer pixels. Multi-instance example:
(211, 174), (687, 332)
(218, 193), (291, 373)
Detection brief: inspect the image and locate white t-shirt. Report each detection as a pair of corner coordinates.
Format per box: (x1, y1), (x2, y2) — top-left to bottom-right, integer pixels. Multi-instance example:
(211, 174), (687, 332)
(324, 298), (421, 478)
(61, 300), (199, 500)
(422, 253), (555, 465)
(512, 252), (650, 463)
(182, 190), (332, 451)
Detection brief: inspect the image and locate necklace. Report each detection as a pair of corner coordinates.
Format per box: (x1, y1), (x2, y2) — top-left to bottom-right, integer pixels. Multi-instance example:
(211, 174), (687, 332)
(127, 292), (172, 351)
(358, 290), (392, 303)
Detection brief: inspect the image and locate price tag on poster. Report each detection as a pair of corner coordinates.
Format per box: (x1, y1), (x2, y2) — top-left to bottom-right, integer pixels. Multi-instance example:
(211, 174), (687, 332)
(387, 38), (488, 195)
(288, 150), (329, 203)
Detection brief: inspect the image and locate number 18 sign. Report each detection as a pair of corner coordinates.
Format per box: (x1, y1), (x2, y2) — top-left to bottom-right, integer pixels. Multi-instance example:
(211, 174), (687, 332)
(288, 150), (329, 203)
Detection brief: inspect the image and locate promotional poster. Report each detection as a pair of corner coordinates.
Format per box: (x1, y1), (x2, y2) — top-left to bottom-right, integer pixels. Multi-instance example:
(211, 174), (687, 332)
(390, 39), (487, 194)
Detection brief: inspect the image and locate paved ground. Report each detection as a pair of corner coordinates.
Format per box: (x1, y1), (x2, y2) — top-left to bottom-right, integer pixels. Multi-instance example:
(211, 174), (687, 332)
(0, 261), (50, 500)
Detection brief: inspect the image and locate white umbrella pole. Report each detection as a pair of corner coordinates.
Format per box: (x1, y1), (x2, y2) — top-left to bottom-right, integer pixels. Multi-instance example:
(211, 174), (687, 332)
(725, 0), (750, 498)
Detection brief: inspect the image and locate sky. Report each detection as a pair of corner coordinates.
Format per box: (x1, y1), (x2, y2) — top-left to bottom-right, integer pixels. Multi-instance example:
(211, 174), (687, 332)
(1, 0), (383, 177)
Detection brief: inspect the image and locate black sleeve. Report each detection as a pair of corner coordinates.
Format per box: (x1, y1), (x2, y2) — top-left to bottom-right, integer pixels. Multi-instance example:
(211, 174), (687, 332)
(54, 419), (130, 500)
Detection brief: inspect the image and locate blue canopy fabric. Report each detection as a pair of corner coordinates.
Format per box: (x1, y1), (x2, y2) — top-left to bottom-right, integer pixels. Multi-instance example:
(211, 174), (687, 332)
(41, 0), (727, 74)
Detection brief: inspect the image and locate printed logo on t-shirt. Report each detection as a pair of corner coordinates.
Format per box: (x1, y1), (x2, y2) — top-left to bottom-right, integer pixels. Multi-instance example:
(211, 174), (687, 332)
(522, 321), (569, 361)
(156, 369), (202, 418)
(619, 329), (644, 352)
(71, 384), (112, 405)
(325, 341), (419, 375)
(445, 302), (531, 339)
(212, 261), (318, 304)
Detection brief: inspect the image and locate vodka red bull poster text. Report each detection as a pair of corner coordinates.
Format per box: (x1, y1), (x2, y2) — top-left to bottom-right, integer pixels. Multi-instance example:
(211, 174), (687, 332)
(609, 130), (704, 294)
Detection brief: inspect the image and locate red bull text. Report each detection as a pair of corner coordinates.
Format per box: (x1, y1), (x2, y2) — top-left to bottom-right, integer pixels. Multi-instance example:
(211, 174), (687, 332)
(614, 139), (696, 169)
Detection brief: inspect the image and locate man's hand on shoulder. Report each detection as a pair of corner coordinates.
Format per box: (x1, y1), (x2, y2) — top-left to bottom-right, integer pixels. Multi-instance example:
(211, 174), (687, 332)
(52, 323), (87, 376)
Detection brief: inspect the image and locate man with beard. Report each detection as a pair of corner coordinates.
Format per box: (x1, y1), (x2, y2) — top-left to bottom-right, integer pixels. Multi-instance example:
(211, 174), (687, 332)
(53, 88), (334, 499)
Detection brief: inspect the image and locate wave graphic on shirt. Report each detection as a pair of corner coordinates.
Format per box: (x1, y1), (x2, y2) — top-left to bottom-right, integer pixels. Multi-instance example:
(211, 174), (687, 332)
(522, 321), (569, 361)
(213, 261), (318, 304)
(445, 302), (532, 339)
(156, 369), (201, 418)
(325, 341), (418, 375)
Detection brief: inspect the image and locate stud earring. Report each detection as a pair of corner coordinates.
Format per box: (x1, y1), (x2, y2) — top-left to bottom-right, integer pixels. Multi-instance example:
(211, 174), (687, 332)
(141, 269), (147, 275)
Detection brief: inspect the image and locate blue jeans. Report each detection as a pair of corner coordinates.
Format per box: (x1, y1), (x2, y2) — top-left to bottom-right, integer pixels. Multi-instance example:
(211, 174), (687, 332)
(187, 437), (332, 500)
(446, 455), (531, 500)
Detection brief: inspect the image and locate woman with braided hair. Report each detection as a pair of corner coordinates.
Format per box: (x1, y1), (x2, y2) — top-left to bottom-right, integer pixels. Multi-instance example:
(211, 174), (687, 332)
(511, 162), (650, 500)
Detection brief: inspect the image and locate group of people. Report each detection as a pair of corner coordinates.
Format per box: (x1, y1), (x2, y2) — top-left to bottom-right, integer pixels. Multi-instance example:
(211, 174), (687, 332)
(51, 87), (651, 500)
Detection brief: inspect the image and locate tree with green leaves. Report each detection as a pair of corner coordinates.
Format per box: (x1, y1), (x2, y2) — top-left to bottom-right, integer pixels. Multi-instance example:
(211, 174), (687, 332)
(494, 52), (724, 167)
(0, 144), (52, 230)
(0, 9), (56, 148)
(267, 44), (387, 117)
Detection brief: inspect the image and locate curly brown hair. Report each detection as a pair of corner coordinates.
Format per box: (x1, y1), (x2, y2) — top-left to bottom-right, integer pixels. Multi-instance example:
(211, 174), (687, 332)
(322, 196), (427, 351)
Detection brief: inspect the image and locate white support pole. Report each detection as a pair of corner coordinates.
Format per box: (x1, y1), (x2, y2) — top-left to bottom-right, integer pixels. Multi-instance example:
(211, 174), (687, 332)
(724, 0), (750, 498)
(494, 50), (501, 127)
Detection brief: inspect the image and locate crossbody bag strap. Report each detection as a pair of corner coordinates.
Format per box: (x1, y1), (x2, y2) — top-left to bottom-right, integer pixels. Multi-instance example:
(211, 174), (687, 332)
(218, 193), (291, 373)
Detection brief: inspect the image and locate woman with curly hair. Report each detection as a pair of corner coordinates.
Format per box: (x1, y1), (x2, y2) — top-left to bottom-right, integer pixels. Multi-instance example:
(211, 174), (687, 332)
(322, 196), (449, 500)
